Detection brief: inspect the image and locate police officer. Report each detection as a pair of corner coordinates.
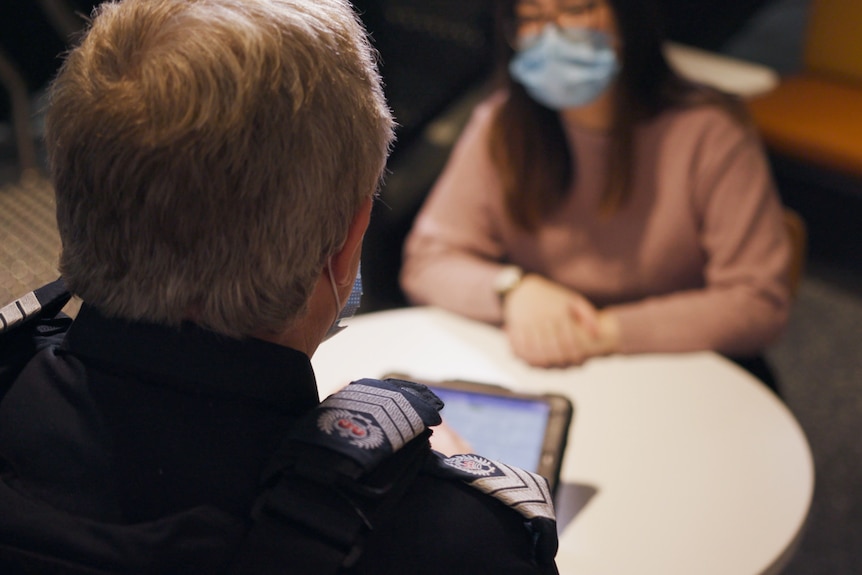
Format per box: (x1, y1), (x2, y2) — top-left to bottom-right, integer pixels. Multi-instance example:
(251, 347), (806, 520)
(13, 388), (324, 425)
(0, 1), (559, 573)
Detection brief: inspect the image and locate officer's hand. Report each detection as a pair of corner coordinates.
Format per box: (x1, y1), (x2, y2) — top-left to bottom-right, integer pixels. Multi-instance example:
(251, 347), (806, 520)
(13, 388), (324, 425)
(430, 420), (473, 456)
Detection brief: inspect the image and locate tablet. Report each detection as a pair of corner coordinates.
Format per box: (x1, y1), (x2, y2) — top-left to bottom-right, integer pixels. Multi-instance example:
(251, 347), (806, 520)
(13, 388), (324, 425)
(385, 374), (573, 494)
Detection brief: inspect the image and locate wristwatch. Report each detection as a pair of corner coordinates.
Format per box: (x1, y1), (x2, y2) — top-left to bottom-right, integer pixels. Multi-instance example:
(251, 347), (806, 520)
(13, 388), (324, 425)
(492, 265), (524, 300)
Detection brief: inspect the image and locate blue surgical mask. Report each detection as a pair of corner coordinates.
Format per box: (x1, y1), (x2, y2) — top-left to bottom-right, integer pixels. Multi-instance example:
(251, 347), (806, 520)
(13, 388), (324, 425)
(509, 26), (619, 110)
(324, 260), (362, 341)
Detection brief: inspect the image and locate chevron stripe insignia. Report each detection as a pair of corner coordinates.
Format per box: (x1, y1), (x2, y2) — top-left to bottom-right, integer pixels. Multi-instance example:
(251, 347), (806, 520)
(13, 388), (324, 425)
(319, 383), (425, 451)
(439, 454), (555, 521)
(286, 378), (442, 472)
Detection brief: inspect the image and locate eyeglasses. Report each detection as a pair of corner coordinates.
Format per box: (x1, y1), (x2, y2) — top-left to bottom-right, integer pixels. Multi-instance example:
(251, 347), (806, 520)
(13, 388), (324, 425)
(506, 1), (605, 48)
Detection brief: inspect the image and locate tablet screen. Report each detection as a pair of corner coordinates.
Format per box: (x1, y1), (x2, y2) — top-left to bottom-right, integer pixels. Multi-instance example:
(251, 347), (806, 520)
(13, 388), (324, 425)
(428, 385), (551, 473)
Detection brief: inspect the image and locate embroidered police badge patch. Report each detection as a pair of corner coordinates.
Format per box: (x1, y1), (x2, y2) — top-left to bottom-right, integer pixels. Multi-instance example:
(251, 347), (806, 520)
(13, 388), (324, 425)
(317, 408), (385, 450)
(441, 454), (497, 477)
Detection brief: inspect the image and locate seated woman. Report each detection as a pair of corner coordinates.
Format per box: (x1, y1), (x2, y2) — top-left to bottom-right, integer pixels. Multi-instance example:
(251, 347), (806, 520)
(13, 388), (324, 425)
(400, 0), (791, 390)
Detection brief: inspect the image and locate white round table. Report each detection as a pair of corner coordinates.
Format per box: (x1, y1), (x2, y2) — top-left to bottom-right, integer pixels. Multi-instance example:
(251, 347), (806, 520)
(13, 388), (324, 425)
(311, 306), (814, 575)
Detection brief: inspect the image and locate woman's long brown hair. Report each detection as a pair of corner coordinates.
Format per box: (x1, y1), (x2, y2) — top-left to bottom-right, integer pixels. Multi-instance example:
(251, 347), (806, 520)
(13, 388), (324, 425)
(488, 0), (751, 231)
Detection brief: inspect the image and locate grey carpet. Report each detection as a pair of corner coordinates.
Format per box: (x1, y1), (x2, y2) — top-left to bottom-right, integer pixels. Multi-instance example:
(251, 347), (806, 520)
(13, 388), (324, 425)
(769, 266), (862, 574)
(0, 174), (61, 302)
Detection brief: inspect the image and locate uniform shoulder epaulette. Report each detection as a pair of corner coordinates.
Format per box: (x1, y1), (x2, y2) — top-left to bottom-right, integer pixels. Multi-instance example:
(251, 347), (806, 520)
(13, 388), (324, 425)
(1, 278), (72, 393)
(230, 378), (444, 574)
(0, 278), (70, 336)
(427, 451), (559, 564)
(265, 377), (443, 482)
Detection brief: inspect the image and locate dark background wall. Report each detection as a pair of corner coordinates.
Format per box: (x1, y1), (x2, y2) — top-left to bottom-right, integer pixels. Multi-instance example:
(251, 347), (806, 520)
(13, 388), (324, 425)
(0, 0), (781, 137)
(0, 1), (95, 115)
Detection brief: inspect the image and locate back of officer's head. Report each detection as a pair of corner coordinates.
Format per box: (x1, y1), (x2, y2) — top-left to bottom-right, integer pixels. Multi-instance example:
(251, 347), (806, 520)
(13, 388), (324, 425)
(46, 0), (394, 337)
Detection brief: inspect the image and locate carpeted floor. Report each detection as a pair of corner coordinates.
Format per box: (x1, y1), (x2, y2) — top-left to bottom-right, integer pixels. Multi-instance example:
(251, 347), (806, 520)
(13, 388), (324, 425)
(768, 264), (862, 574)
(0, 173), (62, 303)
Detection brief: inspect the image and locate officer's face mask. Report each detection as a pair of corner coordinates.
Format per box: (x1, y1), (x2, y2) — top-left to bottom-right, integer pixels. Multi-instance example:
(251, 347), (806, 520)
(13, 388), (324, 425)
(323, 259), (362, 341)
(509, 25), (619, 111)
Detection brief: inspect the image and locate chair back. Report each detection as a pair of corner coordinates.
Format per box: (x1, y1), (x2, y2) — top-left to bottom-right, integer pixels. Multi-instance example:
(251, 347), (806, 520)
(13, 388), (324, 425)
(804, 0), (862, 84)
(783, 207), (808, 299)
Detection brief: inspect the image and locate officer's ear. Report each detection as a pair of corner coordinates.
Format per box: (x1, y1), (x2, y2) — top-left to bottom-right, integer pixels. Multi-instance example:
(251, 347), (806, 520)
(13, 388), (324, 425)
(329, 196), (373, 288)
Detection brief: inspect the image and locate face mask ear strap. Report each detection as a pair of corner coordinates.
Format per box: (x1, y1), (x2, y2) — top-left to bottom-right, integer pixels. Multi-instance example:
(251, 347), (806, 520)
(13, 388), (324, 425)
(323, 260), (363, 342)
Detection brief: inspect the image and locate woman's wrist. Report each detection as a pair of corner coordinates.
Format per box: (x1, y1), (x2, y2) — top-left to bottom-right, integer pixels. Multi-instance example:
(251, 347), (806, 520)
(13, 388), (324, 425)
(595, 311), (621, 356)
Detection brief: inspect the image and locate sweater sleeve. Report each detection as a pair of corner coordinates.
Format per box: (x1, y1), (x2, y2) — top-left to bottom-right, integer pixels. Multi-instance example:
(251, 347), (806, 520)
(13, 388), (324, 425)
(400, 96), (511, 324)
(608, 113), (792, 357)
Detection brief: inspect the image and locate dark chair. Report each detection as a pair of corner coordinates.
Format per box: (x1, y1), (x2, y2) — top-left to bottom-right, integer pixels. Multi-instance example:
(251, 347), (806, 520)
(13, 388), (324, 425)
(747, 0), (862, 181)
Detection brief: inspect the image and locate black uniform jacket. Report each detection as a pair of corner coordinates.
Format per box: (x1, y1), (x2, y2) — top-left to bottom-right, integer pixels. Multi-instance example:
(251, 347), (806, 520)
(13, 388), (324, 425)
(0, 304), (558, 574)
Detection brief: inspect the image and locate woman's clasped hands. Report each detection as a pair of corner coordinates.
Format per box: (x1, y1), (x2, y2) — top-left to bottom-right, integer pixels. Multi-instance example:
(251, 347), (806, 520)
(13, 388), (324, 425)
(502, 274), (620, 368)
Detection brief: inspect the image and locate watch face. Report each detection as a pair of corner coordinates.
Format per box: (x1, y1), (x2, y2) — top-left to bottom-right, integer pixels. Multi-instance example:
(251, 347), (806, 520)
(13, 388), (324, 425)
(494, 266), (524, 295)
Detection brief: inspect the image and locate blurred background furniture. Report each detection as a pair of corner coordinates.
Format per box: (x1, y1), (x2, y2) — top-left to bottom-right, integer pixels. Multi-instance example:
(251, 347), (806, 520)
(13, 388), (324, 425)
(346, 0), (496, 311)
(746, 0), (862, 180)
(784, 207), (808, 298)
(0, 1), (89, 181)
(664, 41), (779, 97)
(0, 49), (38, 180)
(740, 0), (861, 277)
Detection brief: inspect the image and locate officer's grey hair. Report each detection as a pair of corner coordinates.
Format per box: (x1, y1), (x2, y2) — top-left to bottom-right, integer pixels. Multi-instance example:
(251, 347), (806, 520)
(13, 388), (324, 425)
(46, 0), (394, 337)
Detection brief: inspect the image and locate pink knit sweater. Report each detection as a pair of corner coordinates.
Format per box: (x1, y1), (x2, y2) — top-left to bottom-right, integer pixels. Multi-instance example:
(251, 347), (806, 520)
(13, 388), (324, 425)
(400, 95), (792, 356)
